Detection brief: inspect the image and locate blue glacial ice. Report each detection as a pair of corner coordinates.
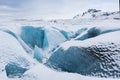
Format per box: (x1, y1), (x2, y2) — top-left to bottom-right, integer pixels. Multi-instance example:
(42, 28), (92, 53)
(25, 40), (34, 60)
(75, 27), (120, 40)
(59, 30), (70, 39)
(34, 45), (43, 63)
(0, 30), (36, 78)
(20, 26), (66, 51)
(47, 31), (120, 78)
(5, 63), (28, 78)
(20, 26), (44, 48)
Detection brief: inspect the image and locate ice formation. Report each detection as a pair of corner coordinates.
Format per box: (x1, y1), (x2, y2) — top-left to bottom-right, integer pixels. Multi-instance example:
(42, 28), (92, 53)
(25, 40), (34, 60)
(75, 27), (120, 40)
(0, 9), (120, 80)
(20, 26), (45, 48)
(34, 45), (43, 63)
(0, 30), (36, 78)
(47, 31), (120, 78)
(20, 26), (66, 50)
(5, 63), (27, 78)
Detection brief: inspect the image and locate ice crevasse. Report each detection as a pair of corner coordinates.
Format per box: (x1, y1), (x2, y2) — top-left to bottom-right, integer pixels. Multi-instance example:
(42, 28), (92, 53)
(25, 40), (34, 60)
(20, 26), (66, 50)
(20, 26), (67, 60)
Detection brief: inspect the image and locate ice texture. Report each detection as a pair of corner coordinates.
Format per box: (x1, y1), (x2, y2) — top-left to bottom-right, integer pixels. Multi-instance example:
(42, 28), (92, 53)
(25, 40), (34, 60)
(43, 28), (66, 50)
(47, 31), (120, 78)
(75, 27), (120, 40)
(0, 30), (36, 78)
(20, 26), (44, 48)
(22, 64), (120, 80)
(34, 45), (43, 63)
(5, 63), (27, 78)
(0, 9), (120, 80)
(20, 26), (66, 54)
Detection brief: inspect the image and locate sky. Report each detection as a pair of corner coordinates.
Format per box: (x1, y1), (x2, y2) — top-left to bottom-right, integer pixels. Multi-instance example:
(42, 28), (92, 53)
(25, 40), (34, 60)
(0, 0), (119, 20)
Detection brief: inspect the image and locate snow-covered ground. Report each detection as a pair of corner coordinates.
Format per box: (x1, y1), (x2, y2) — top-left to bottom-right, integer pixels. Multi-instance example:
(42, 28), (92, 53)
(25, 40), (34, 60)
(0, 9), (120, 80)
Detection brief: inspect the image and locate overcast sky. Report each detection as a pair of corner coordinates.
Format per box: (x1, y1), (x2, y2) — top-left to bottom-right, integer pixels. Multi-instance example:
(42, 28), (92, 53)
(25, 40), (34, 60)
(0, 0), (119, 20)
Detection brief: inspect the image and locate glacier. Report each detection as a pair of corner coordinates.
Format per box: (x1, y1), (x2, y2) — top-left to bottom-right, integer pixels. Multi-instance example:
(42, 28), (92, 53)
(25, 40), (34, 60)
(47, 31), (120, 78)
(5, 63), (27, 78)
(20, 26), (45, 48)
(20, 26), (66, 61)
(0, 30), (37, 78)
(75, 26), (120, 40)
(20, 26), (66, 50)
(21, 64), (120, 80)
(0, 9), (120, 80)
(34, 45), (43, 63)
(0, 28), (33, 54)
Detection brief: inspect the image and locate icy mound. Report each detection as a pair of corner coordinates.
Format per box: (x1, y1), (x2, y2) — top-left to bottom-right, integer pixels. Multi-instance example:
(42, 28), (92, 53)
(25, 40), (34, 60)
(0, 28), (33, 54)
(33, 45), (43, 63)
(22, 64), (82, 80)
(73, 9), (120, 19)
(75, 26), (120, 40)
(0, 31), (36, 78)
(5, 63), (27, 78)
(20, 26), (44, 48)
(20, 26), (66, 51)
(22, 64), (120, 80)
(43, 27), (66, 50)
(51, 27), (75, 39)
(47, 31), (120, 78)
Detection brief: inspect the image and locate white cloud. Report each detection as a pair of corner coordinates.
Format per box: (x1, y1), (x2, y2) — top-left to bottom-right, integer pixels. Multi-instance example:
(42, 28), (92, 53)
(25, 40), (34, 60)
(0, 5), (20, 13)
(0, 0), (118, 20)
(22, 0), (118, 20)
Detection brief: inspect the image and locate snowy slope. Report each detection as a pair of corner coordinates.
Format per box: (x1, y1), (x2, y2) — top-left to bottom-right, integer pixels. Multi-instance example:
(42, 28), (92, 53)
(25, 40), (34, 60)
(22, 64), (120, 80)
(0, 30), (37, 79)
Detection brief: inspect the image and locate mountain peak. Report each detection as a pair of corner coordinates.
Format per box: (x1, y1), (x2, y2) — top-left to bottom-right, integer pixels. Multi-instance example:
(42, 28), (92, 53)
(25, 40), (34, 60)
(73, 9), (120, 19)
(85, 9), (101, 13)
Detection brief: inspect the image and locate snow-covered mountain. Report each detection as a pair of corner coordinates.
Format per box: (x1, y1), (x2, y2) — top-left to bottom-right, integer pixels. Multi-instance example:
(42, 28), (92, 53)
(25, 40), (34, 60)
(73, 9), (120, 19)
(0, 9), (120, 80)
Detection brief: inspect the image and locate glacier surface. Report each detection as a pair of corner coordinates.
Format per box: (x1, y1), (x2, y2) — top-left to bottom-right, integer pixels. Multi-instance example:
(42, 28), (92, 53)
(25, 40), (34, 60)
(20, 26), (66, 50)
(0, 30), (37, 78)
(47, 31), (120, 78)
(75, 26), (120, 40)
(0, 9), (120, 80)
